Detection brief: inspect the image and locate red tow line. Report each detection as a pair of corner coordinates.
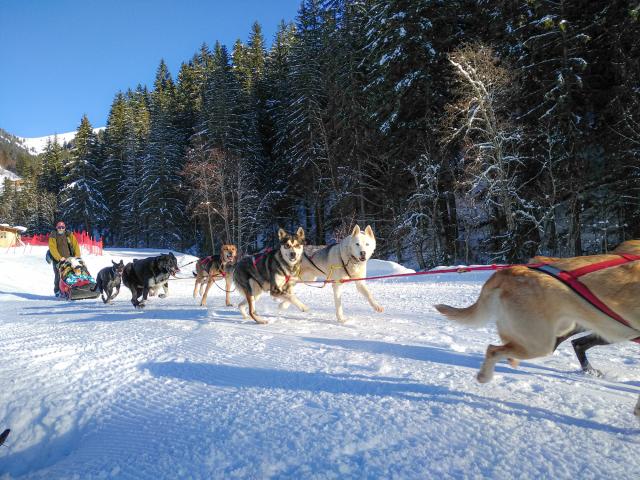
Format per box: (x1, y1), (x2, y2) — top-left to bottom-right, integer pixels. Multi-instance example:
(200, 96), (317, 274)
(303, 263), (530, 284)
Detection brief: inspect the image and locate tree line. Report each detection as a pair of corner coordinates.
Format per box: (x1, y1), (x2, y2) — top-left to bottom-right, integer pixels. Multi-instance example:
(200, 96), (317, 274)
(2, 0), (639, 267)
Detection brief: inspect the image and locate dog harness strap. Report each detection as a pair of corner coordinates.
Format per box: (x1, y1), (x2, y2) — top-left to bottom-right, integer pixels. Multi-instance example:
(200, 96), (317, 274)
(199, 256), (212, 266)
(566, 254), (640, 278)
(530, 262), (640, 343)
(340, 253), (353, 279)
(304, 251), (327, 276)
(252, 247), (272, 268)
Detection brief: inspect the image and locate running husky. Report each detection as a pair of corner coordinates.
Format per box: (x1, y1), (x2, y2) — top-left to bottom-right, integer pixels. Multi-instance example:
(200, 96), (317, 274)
(233, 227), (308, 324)
(280, 225), (383, 323)
(193, 244), (237, 307)
(435, 240), (640, 421)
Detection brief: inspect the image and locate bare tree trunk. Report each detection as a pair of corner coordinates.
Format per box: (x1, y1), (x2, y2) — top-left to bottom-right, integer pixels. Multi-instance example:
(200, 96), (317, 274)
(569, 194), (582, 256)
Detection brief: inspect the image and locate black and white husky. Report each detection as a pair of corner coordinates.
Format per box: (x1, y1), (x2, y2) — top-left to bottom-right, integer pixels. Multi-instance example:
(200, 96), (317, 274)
(91, 260), (125, 303)
(280, 225), (383, 323)
(233, 227), (308, 324)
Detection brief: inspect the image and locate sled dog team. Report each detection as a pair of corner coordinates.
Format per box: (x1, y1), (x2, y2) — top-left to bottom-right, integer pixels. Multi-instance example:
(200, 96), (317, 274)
(91, 226), (640, 420)
(93, 225), (382, 326)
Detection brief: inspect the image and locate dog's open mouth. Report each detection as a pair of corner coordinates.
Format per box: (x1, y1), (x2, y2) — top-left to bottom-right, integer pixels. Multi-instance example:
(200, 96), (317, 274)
(359, 255), (367, 262)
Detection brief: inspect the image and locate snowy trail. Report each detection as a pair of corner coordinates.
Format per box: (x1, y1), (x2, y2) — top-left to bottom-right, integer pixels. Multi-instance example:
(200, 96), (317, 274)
(0, 247), (639, 479)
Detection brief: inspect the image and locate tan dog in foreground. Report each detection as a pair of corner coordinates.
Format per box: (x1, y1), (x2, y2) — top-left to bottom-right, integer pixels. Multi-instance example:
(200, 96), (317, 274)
(435, 240), (640, 420)
(194, 244), (237, 307)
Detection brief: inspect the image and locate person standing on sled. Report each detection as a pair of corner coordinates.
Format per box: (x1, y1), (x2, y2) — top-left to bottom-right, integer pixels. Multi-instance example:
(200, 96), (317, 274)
(48, 221), (81, 297)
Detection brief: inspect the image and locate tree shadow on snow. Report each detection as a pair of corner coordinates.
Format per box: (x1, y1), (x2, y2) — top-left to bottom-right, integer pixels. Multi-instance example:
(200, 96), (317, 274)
(303, 337), (640, 396)
(61, 307), (211, 324)
(304, 337), (517, 374)
(0, 418), (84, 477)
(142, 361), (639, 435)
(18, 302), (210, 324)
(0, 289), (57, 301)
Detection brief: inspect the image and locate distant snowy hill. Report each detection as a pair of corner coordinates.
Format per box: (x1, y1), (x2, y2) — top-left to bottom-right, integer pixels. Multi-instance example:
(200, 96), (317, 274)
(17, 127), (105, 154)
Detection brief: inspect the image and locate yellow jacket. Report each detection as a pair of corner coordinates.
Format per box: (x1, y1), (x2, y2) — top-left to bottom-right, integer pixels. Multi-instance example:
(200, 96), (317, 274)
(48, 231), (81, 261)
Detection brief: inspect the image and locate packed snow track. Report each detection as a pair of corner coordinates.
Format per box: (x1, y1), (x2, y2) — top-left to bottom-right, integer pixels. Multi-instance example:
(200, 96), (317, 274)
(1, 247), (639, 479)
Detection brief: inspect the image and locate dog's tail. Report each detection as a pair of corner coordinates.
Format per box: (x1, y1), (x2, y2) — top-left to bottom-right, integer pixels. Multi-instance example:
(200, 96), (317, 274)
(434, 302), (490, 327)
(434, 273), (501, 327)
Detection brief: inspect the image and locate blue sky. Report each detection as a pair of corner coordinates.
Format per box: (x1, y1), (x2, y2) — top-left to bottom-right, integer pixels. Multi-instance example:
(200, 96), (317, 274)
(0, 0), (301, 138)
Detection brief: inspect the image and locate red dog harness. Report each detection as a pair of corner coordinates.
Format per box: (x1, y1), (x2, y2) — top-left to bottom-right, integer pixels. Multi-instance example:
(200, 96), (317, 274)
(529, 254), (640, 343)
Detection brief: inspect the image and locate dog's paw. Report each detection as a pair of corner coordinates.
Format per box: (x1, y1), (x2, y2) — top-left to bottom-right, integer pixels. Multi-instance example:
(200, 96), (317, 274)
(476, 370), (493, 383)
(159, 294), (167, 299)
(225, 302), (234, 307)
(298, 304), (310, 313)
(373, 304), (384, 313)
(584, 366), (604, 378)
(278, 301), (290, 311)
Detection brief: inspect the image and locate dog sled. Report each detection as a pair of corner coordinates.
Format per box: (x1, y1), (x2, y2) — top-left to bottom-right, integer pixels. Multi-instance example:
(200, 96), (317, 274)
(58, 257), (101, 300)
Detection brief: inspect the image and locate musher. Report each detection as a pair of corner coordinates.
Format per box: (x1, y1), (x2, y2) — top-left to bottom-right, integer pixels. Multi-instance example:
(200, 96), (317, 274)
(48, 221), (81, 296)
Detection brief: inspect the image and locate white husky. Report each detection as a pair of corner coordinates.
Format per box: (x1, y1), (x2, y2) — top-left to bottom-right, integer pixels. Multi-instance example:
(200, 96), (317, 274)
(280, 225), (384, 323)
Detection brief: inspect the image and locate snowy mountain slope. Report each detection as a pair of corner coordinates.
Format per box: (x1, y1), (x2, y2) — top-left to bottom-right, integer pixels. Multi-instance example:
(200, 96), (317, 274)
(18, 128), (105, 155)
(0, 247), (638, 479)
(0, 166), (21, 192)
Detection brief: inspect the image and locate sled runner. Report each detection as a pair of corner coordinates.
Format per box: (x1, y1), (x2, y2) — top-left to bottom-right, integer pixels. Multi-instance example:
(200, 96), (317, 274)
(58, 257), (101, 300)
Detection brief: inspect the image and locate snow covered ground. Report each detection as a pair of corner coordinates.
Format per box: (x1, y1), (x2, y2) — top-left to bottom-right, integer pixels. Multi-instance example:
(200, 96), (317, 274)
(0, 246), (638, 479)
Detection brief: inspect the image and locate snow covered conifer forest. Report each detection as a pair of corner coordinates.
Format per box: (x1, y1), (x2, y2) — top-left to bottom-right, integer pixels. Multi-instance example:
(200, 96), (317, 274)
(2, 0), (640, 266)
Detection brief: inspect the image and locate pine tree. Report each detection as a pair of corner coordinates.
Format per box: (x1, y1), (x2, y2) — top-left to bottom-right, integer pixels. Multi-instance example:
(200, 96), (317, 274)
(38, 136), (64, 194)
(119, 86), (150, 247)
(234, 21), (266, 94)
(139, 61), (186, 248)
(60, 115), (106, 233)
(100, 92), (131, 243)
(260, 20), (298, 232)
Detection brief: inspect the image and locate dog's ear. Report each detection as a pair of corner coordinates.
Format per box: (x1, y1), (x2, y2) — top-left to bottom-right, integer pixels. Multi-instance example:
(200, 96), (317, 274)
(351, 225), (361, 237)
(364, 225), (375, 239)
(112, 260), (118, 266)
(296, 227), (305, 241)
(277, 228), (287, 241)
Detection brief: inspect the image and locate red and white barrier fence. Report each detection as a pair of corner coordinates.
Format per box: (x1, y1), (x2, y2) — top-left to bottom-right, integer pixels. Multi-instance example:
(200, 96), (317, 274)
(21, 230), (103, 256)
